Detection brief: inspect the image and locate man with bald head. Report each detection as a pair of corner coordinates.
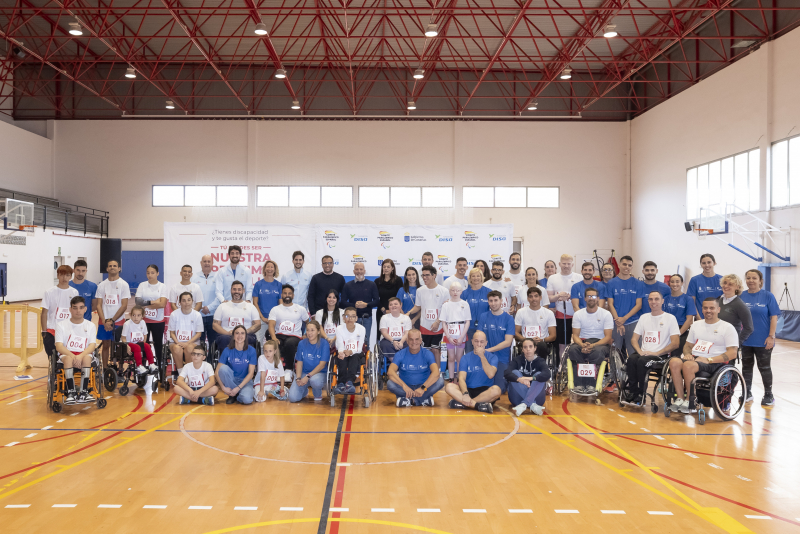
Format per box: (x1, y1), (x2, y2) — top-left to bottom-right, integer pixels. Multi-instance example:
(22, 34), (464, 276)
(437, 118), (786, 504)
(341, 262), (380, 347)
(192, 254), (220, 346)
(444, 330), (501, 413)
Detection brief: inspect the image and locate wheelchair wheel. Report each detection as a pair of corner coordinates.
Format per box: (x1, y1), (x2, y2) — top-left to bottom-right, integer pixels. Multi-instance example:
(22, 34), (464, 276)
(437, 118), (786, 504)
(160, 344), (171, 391)
(609, 347), (632, 402)
(103, 367), (118, 392)
(554, 346), (570, 394)
(710, 365), (745, 421)
(94, 354), (105, 398)
(46, 351), (57, 412)
(327, 357), (336, 406)
(661, 358), (680, 410)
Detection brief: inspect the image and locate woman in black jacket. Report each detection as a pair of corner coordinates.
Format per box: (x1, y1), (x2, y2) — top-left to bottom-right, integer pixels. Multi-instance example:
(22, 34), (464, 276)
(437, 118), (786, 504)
(505, 339), (551, 417)
(375, 259), (403, 328)
(717, 274), (754, 345)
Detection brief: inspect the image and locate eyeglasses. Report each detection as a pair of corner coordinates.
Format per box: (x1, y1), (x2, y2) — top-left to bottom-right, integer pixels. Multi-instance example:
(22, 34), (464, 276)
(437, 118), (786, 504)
(322, 261), (333, 265)
(586, 296), (598, 300)
(345, 315), (357, 319)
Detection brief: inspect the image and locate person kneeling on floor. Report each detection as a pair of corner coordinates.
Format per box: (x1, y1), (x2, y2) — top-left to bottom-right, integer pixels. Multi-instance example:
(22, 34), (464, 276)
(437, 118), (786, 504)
(333, 308), (367, 395)
(386, 329), (444, 407)
(444, 330), (501, 413)
(175, 345), (218, 405)
(215, 325), (257, 405)
(506, 338), (551, 416)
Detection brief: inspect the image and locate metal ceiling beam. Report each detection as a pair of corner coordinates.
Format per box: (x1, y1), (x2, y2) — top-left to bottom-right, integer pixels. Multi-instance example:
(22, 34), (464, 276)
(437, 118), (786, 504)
(243, 0), (298, 101)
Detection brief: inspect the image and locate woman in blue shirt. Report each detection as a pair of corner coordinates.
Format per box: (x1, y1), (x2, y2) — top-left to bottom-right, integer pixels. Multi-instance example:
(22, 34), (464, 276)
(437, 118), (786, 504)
(397, 267), (421, 326)
(740, 269), (781, 406)
(462, 268), (490, 353)
(663, 274), (696, 357)
(215, 325), (257, 404)
(253, 260), (283, 345)
(687, 253), (723, 318)
(540, 260), (557, 289)
(288, 320), (330, 402)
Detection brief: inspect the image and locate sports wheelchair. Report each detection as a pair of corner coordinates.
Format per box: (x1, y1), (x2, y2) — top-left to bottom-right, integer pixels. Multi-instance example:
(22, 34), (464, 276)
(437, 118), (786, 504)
(616, 354), (670, 414)
(326, 348), (379, 408)
(46, 350), (107, 413)
(554, 342), (625, 404)
(662, 357), (745, 424)
(106, 338), (160, 396)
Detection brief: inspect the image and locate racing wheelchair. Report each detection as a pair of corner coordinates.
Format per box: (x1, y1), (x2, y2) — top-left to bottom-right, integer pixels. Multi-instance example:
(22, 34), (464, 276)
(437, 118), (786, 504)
(46, 350), (107, 413)
(662, 357), (745, 424)
(327, 348), (379, 408)
(554, 342), (625, 404)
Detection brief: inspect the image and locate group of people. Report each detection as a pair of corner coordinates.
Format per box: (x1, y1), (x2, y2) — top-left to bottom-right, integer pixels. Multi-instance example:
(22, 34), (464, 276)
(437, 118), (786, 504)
(41, 247), (779, 413)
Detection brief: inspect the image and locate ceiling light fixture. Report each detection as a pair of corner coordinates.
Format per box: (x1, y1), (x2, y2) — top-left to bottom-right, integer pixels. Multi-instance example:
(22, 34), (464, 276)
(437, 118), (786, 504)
(275, 68), (287, 79)
(291, 100), (300, 109)
(425, 24), (438, 37)
(165, 100), (175, 109)
(413, 69), (425, 79)
(603, 24), (617, 38)
(125, 67), (136, 79)
(560, 67), (572, 80)
(68, 22), (83, 36)
(527, 100), (538, 110)
(254, 23), (268, 35)
(407, 101), (416, 110)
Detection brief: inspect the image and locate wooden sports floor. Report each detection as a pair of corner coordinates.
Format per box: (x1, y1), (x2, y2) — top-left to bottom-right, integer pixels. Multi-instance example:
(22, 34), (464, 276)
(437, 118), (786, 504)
(1, 341), (798, 534)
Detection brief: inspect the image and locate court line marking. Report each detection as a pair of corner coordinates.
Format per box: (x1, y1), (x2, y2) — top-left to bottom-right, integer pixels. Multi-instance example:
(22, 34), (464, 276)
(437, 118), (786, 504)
(508, 509), (532, 513)
(41, 426), (52, 430)
(463, 509), (486, 513)
(143, 505), (167, 509)
(601, 510), (626, 514)
(280, 507), (303, 511)
(648, 511), (673, 515)
(7, 395), (33, 405)
(56, 419), (66, 423)
(52, 504), (76, 508)
(4, 442), (19, 447)
(744, 516), (771, 520)
(329, 508), (349, 512)
(371, 508), (394, 512)
(235, 507), (258, 511)
(202, 518), (454, 534)
(189, 506), (213, 510)
(555, 510), (579, 514)
(0, 376), (45, 394)
(98, 504), (122, 508)
(24, 433), (37, 438)
(5, 504), (30, 508)
(418, 509), (440, 513)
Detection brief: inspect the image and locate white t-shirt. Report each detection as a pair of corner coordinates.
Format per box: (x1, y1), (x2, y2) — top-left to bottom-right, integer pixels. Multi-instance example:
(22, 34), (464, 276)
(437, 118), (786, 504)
(315, 309), (346, 338)
(439, 300), (472, 340)
(170, 282), (204, 307)
(572, 307), (614, 339)
(379, 313), (413, 340)
(268, 303), (310, 338)
(168, 309), (204, 343)
(442, 276), (468, 292)
(506, 271), (526, 294)
(483, 279), (516, 313)
(95, 278), (131, 325)
(686, 319), (739, 358)
(255, 355), (285, 386)
(214, 301), (260, 330)
(179, 362), (215, 389)
(42, 285), (79, 332)
(515, 306), (557, 339)
(415, 284), (450, 333)
(515, 284), (551, 310)
(547, 273), (583, 316)
(54, 319), (97, 354)
(137, 281), (170, 322)
(634, 312), (680, 354)
(335, 323), (366, 354)
(122, 319), (149, 344)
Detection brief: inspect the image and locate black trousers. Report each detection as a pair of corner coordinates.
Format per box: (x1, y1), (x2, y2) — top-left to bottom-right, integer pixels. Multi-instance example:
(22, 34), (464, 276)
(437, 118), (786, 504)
(625, 353), (665, 396)
(741, 346), (773, 393)
(337, 351), (366, 385)
(276, 334), (301, 370)
(43, 331), (56, 358)
(146, 322), (165, 364)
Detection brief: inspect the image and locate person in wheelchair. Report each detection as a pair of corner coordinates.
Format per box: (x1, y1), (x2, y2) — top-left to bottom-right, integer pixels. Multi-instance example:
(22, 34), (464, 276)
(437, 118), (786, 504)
(505, 338), (550, 416)
(168, 291), (205, 375)
(378, 297), (413, 360)
(669, 297), (739, 413)
(567, 288), (614, 394)
(54, 296), (98, 405)
(121, 305), (158, 376)
(444, 331), (501, 413)
(626, 291), (680, 405)
(333, 307), (367, 395)
(213, 281), (261, 348)
(386, 329), (443, 407)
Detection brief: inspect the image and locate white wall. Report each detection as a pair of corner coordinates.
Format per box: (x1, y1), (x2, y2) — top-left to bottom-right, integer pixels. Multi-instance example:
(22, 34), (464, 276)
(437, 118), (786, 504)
(630, 26), (800, 299)
(0, 119), (53, 197)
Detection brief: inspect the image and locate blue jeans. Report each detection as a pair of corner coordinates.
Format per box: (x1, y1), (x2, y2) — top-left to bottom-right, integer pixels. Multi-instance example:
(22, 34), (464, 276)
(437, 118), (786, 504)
(508, 370), (547, 407)
(288, 371), (327, 402)
(217, 364), (254, 404)
(386, 376), (444, 406)
(357, 316), (372, 348)
(493, 360), (509, 394)
(202, 315), (217, 347)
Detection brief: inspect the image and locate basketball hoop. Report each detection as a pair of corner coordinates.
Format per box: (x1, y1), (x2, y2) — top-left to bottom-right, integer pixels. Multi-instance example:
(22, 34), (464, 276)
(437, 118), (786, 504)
(695, 228), (715, 235)
(19, 225), (36, 236)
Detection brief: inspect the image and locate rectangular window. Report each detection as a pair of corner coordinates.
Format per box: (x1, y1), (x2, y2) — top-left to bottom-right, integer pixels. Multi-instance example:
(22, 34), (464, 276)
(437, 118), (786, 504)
(463, 186), (559, 208)
(152, 186), (184, 207)
(772, 135), (800, 208)
(322, 186), (352, 207)
(422, 187), (453, 207)
(495, 187), (527, 208)
(289, 186), (321, 207)
(216, 186), (248, 207)
(527, 187), (559, 208)
(359, 187), (390, 207)
(257, 186), (289, 207)
(390, 187), (421, 207)
(184, 186), (216, 207)
(686, 149), (759, 219)
(462, 187), (494, 207)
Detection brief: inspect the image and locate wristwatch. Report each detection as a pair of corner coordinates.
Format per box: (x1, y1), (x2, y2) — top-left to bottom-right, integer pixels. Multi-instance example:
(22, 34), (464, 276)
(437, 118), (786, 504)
(419, 384), (427, 392)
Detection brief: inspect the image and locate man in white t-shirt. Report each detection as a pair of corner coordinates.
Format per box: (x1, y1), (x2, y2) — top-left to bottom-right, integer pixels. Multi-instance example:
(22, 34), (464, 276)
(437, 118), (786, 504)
(406, 266), (449, 362)
(547, 254), (583, 356)
(333, 308), (367, 395)
(379, 297), (413, 359)
(169, 264), (203, 312)
(669, 298), (739, 413)
(54, 296), (98, 405)
(504, 252), (526, 289)
(169, 292), (205, 374)
(514, 286), (556, 344)
(268, 284), (310, 371)
(421, 252), (445, 285)
(627, 291), (680, 405)
(93, 259), (131, 367)
(213, 281), (261, 349)
(175, 345), (218, 405)
(567, 288), (614, 393)
(41, 265), (79, 359)
(442, 257), (469, 291)
(483, 261), (516, 314)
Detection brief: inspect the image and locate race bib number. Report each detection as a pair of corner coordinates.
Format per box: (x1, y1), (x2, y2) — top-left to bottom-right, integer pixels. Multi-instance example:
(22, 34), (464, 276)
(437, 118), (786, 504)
(67, 335), (88, 351)
(447, 323), (462, 339)
(265, 369), (282, 384)
(144, 307), (158, 320)
(388, 326), (403, 340)
(188, 373), (205, 388)
(104, 293), (119, 307)
(325, 323), (337, 336)
(577, 363), (596, 378)
(129, 331), (145, 343)
(55, 307), (71, 321)
(176, 330), (192, 342)
(228, 317), (244, 328)
(345, 340), (359, 352)
(523, 325), (543, 338)
(643, 331), (660, 348)
(692, 340), (713, 356)
(502, 296), (510, 309)
(425, 309), (438, 321)
(279, 321), (296, 335)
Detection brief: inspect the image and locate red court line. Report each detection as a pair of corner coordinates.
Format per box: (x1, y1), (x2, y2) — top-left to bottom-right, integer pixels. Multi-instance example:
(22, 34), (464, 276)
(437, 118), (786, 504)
(0, 383), (46, 402)
(0, 394), (174, 481)
(552, 400), (800, 527)
(329, 396), (355, 534)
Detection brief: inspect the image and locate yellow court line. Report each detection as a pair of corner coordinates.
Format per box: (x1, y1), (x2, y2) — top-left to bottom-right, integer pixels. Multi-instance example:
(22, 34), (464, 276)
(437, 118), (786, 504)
(508, 411), (753, 534)
(0, 408), (198, 501)
(205, 517), (453, 534)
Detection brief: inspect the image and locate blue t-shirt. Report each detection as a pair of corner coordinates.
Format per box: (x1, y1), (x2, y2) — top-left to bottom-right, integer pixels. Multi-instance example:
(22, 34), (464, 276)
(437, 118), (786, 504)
(740, 290), (781, 347)
(687, 274), (722, 318)
(392, 347), (436, 385)
(295, 338), (330, 374)
(539, 278), (548, 289)
(462, 286), (490, 330)
(640, 281), (671, 314)
(69, 279), (97, 320)
(397, 286), (418, 314)
(570, 280), (607, 309)
(606, 277), (645, 324)
(219, 346), (257, 383)
(252, 279), (283, 318)
(460, 351), (498, 389)
(476, 311), (515, 363)
(663, 293), (697, 326)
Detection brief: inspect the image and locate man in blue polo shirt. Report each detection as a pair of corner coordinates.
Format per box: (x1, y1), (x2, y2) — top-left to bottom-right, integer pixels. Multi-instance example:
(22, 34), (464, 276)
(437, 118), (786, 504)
(570, 262), (607, 311)
(386, 329), (443, 407)
(640, 261), (671, 314)
(192, 254), (220, 346)
(475, 291), (515, 394)
(444, 331), (501, 413)
(606, 256), (645, 357)
(69, 260), (97, 321)
(281, 251), (312, 311)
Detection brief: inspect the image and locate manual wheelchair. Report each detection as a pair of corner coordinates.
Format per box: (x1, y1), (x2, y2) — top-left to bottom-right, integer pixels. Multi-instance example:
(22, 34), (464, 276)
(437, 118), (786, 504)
(662, 356), (745, 424)
(326, 348), (379, 408)
(46, 350), (107, 413)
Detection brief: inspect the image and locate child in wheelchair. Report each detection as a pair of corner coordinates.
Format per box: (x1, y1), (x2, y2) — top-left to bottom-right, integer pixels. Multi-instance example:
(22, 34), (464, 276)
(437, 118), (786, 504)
(121, 306), (159, 376)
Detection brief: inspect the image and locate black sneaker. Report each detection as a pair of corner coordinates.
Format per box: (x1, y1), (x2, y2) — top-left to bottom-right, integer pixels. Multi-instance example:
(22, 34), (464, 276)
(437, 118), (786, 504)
(226, 395), (238, 405)
(476, 402), (493, 414)
(396, 397), (412, 407)
(64, 391), (77, 405)
(448, 399), (464, 409)
(744, 391), (754, 403)
(632, 394), (643, 406)
(761, 393), (775, 406)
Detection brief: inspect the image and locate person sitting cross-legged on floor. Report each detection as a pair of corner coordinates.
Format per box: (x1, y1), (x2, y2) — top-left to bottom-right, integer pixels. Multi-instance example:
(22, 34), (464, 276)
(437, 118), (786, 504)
(386, 329), (444, 407)
(444, 330), (501, 413)
(505, 338), (551, 417)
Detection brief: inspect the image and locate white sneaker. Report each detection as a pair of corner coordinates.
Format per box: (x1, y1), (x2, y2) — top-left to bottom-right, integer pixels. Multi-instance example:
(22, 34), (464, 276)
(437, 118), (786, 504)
(136, 365), (147, 374)
(148, 363), (158, 373)
(530, 404), (544, 416)
(513, 403), (527, 417)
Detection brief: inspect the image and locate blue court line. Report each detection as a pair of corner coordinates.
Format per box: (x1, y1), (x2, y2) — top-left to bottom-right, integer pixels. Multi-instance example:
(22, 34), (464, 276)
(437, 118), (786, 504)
(745, 409), (772, 422)
(0, 375), (46, 393)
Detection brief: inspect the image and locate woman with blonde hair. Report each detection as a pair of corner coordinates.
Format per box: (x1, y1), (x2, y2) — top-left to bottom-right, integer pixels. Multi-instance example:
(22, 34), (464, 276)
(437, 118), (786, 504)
(253, 260), (282, 344)
(716, 273), (753, 346)
(461, 267), (490, 353)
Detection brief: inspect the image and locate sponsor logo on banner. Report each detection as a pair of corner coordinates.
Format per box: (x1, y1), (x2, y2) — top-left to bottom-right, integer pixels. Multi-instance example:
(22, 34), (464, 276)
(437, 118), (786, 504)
(436, 234), (453, 242)
(408, 257), (422, 266)
(377, 255), (389, 266)
(490, 254), (503, 262)
(463, 231), (479, 242)
(490, 233), (507, 241)
(350, 233), (368, 242)
(351, 254), (366, 265)
(378, 231), (393, 248)
(324, 230), (338, 248)
(435, 254), (452, 274)
(404, 232), (426, 242)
